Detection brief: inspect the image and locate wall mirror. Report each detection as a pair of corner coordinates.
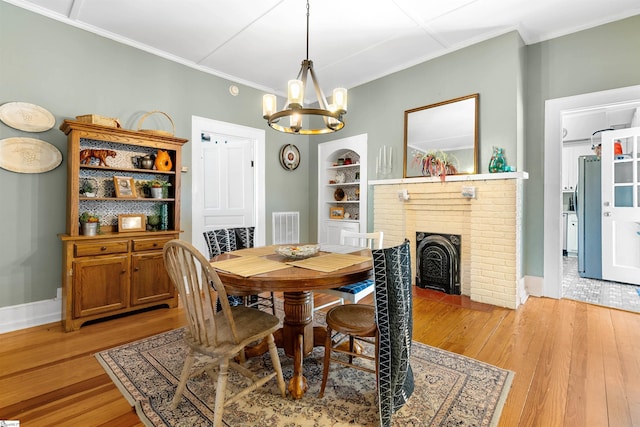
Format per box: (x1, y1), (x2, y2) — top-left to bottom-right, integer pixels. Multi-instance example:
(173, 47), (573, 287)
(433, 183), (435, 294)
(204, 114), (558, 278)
(403, 93), (479, 178)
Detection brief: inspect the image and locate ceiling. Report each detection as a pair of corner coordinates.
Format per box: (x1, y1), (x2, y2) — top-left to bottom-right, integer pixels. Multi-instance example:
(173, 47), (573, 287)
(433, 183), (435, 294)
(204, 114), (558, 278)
(6, 0), (640, 100)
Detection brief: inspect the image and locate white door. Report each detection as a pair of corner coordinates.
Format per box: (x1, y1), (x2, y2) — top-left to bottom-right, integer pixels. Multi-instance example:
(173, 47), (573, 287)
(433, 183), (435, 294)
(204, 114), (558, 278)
(601, 126), (640, 285)
(191, 116), (266, 257)
(202, 135), (254, 229)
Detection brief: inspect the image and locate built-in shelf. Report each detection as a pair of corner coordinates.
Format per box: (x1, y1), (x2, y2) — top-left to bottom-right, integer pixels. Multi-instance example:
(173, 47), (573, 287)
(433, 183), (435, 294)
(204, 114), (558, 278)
(80, 165), (176, 175)
(318, 134), (368, 244)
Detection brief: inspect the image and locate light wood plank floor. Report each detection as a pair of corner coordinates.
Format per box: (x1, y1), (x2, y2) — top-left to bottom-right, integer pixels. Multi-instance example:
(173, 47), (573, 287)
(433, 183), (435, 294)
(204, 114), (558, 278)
(1, 288), (639, 426)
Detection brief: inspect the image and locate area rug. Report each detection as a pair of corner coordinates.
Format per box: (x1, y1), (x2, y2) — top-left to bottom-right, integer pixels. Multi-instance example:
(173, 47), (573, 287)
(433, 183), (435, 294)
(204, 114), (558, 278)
(96, 322), (513, 427)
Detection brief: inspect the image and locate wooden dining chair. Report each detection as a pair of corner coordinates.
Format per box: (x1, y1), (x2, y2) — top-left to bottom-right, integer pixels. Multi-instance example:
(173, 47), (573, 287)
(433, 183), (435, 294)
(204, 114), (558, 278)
(319, 240), (413, 426)
(203, 227), (276, 314)
(318, 303), (378, 398)
(163, 239), (286, 427)
(313, 230), (383, 311)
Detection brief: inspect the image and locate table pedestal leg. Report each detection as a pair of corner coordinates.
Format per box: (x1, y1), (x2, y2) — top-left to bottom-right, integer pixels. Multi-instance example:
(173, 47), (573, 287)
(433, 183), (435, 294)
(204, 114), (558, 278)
(282, 291), (314, 399)
(288, 333), (307, 398)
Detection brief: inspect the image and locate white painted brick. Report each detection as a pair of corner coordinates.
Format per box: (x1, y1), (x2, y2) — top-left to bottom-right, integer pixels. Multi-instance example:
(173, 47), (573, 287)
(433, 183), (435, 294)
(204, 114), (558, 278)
(374, 177), (523, 309)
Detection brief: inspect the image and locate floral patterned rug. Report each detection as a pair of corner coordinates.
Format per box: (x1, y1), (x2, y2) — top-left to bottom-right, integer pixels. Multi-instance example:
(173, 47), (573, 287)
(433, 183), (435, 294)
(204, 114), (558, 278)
(96, 320), (512, 427)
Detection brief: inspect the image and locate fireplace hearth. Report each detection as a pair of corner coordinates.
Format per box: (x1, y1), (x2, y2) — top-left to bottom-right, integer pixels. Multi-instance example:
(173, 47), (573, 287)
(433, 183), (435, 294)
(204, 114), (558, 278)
(416, 232), (461, 295)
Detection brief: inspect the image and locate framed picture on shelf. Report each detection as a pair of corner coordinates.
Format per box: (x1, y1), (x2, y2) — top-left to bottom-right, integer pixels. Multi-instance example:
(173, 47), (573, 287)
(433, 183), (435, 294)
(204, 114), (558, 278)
(118, 214), (146, 232)
(329, 206), (344, 219)
(113, 176), (136, 198)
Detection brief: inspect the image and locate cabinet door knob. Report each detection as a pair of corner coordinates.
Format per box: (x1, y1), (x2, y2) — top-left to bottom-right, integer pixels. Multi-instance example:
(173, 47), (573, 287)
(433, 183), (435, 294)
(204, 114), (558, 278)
(153, 243), (158, 247)
(101, 246), (107, 251)
(134, 267), (139, 272)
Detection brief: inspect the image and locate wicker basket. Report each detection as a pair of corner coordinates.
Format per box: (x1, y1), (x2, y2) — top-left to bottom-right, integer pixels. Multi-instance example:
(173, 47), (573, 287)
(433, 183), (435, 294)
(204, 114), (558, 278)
(137, 111), (175, 136)
(76, 114), (121, 128)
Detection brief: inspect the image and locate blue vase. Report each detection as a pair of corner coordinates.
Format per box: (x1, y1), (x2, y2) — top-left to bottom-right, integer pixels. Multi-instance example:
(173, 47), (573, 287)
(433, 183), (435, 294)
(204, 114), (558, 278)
(489, 147), (506, 173)
(160, 204), (169, 230)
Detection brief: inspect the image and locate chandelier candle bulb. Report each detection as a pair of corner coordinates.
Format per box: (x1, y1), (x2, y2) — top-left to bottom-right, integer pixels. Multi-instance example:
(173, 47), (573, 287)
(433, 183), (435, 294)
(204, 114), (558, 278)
(288, 80), (304, 107)
(290, 112), (302, 131)
(333, 88), (348, 111)
(262, 94), (277, 118)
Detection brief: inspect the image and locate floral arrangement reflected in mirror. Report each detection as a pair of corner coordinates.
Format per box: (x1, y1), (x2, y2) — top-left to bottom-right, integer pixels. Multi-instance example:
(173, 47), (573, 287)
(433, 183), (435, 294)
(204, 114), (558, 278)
(412, 150), (459, 181)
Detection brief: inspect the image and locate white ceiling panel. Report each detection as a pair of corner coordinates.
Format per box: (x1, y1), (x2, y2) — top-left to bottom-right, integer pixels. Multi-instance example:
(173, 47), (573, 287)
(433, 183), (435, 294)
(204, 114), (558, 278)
(4, 0), (639, 96)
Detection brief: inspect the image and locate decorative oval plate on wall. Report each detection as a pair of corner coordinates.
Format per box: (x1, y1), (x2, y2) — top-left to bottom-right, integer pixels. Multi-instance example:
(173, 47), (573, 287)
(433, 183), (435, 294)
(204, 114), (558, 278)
(0, 137), (62, 173)
(279, 144), (300, 170)
(0, 102), (56, 132)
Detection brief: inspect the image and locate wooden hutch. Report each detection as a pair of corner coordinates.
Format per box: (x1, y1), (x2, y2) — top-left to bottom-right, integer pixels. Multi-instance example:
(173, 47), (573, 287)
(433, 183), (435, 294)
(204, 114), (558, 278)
(59, 120), (187, 331)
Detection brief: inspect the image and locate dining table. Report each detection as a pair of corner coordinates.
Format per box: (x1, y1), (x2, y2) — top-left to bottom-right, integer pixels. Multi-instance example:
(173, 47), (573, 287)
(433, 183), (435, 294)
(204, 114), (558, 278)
(210, 244), (373, 399)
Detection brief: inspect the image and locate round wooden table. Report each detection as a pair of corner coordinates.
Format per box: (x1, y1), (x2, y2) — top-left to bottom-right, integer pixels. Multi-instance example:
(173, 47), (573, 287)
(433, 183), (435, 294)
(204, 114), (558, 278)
(211, 248), (373, 399)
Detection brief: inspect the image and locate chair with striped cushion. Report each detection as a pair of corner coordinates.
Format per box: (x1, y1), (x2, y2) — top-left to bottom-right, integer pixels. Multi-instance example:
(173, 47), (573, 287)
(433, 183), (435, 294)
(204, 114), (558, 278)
(203, 227), (276, 314)
(233, 227), (276, 315)
(313, 230), (383, 311)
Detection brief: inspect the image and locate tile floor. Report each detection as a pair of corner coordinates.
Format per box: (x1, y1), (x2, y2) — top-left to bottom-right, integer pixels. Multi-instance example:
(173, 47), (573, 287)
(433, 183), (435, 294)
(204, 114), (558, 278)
(562, 255), (640, 313)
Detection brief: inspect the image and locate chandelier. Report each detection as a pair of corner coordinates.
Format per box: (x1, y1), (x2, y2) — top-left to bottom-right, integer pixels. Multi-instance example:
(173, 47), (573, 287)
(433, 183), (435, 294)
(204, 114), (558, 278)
(262, 0), (347, 135)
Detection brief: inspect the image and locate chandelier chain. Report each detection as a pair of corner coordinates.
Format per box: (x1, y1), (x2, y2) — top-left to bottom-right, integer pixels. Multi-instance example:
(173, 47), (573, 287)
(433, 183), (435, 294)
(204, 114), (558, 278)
(306, 0), (310, 61)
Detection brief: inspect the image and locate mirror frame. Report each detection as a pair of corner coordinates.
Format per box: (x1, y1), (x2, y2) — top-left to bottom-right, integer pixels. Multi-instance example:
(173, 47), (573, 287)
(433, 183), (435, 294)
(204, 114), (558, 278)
(403, 93), (479, 178)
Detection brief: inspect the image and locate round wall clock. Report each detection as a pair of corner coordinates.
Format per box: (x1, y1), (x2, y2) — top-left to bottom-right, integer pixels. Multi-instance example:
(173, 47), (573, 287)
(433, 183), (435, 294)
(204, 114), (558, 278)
(279, 144), (300, 170)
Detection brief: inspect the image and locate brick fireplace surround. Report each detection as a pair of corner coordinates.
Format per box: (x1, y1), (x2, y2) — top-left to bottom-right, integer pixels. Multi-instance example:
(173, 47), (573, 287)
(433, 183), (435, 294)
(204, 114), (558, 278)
(371, 172), (528, 309)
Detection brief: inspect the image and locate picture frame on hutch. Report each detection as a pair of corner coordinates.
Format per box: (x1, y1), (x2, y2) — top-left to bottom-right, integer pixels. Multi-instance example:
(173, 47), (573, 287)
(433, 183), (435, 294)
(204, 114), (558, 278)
(113, 176), (137, 198)
(118, 214), (146, 232)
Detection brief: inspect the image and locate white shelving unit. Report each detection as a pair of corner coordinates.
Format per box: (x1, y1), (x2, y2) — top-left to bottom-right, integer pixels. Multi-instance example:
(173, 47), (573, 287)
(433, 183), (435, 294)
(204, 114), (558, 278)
(318, 134), (368, 244)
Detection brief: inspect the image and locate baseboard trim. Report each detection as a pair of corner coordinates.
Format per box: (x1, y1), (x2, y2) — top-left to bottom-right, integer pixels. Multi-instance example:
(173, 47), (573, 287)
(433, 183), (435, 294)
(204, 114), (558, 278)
(524, 275), (544, 298)
(518, 276), (530, 306)
(0, 296), (62, 334)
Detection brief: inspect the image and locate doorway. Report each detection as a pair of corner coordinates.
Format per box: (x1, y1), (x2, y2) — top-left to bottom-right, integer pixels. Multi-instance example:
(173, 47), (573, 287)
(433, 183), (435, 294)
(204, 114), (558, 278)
(544, 85), (640, 304)
(562, 256), (640, 312)
(191, 116), (266, 258)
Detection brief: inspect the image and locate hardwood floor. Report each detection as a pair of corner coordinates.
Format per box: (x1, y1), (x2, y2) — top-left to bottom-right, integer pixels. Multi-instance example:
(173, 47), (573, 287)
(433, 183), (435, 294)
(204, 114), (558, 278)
(1, 288), (639, 426)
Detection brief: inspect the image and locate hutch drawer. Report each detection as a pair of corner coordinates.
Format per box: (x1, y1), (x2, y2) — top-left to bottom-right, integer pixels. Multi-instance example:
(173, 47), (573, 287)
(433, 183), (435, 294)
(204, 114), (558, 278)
(132, 237), (174, 252)
(74, 240), (129, 257)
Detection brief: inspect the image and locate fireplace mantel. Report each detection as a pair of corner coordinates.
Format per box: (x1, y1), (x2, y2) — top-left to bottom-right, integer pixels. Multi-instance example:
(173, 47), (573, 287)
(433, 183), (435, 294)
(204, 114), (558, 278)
(371, 171), (528, 309)
(370, 171), (528, 186)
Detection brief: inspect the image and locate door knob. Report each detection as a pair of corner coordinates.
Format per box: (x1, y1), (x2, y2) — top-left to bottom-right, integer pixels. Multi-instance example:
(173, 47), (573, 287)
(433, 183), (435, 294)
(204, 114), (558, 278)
(603, 212), (611, 217)
(603, 201), (610, 206)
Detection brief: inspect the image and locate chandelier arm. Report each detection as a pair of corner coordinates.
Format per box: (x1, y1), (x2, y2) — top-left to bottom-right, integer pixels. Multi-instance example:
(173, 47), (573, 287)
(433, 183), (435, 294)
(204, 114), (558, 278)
(299, 61), (310, 104)
(307, 63), (330, 110)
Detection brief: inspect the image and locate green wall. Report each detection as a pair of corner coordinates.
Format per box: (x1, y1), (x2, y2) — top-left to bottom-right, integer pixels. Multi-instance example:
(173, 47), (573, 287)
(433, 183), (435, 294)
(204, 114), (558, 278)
(522, 14), (640, 277)
(309, 30), (524, 236)
(0, 2), (309, 307)
(1, 1), (639, 308)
